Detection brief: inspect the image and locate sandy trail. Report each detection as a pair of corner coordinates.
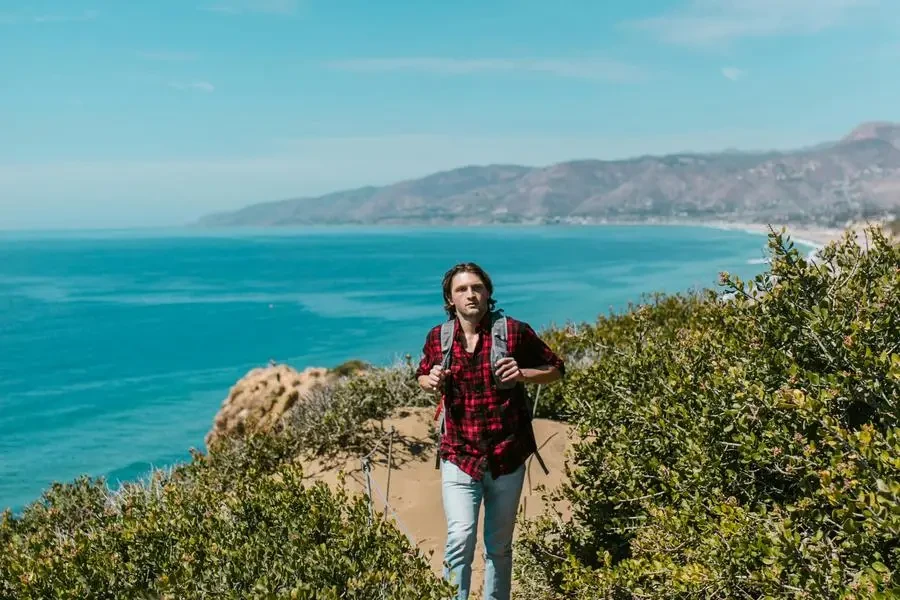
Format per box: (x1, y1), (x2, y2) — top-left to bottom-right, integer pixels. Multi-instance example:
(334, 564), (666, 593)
(300, 407), (575, 596)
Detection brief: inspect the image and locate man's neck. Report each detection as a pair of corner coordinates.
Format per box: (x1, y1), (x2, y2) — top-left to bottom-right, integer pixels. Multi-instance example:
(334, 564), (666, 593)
(457, 311), (486, 335)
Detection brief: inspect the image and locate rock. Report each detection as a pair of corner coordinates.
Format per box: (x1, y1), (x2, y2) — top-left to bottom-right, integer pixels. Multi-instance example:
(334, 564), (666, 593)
(205, 364), (330, 448)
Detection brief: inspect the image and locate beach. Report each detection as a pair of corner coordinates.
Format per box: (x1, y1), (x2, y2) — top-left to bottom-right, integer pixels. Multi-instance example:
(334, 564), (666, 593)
(700, 220), (884, 250)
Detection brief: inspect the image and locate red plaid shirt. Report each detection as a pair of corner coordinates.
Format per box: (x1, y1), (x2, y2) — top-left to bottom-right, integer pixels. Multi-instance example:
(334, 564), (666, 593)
(416, 313), (565, 480)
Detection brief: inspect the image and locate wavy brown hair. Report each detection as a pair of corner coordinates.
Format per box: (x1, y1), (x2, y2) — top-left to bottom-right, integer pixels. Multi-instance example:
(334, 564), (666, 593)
(441, 262), (497, 318)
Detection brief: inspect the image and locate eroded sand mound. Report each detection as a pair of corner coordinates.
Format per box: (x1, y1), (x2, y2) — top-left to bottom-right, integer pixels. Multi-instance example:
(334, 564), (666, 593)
(206, 364), (329, 448)
(300, 406), (575, 593)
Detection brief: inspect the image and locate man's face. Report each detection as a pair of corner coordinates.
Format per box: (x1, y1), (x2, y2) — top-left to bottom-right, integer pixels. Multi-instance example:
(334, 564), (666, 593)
(449, 271), (490, 320)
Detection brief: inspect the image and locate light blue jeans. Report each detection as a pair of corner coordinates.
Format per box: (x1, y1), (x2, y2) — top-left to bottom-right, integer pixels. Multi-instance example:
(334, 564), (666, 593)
(441, 459), (526, 600)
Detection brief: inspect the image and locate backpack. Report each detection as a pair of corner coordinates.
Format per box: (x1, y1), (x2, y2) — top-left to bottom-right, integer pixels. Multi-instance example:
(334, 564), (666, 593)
(433, 310), (549, 475)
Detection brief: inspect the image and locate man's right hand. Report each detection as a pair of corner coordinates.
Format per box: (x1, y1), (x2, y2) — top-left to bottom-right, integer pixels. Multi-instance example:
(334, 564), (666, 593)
(424, 365), (447, 393)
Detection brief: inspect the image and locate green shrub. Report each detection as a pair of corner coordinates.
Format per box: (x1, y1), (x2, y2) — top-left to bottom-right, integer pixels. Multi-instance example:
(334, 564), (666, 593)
(1, 430), (454, 599)
(533, 293), (710, 422)
(1, 357), (453, 599)
(330, 359), (372, 378)
(516, 225), (900, 599)
(283, 358), (436, 458)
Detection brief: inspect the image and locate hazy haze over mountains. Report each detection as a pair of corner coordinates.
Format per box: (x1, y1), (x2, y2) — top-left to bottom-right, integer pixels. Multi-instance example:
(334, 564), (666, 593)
(197, 122), (900, 228)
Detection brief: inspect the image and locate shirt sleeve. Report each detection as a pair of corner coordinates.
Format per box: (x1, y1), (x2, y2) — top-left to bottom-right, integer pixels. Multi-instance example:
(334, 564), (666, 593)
(514, 321), (566, 378)
(415, 326), (440, 378)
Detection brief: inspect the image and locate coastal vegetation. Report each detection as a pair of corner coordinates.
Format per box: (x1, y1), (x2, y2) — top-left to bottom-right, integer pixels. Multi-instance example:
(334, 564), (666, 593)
(514, 225), (900, 598)
(0, 384), (452, 599)
(1, 224), (897, 599)
(0, 364), (446, 599)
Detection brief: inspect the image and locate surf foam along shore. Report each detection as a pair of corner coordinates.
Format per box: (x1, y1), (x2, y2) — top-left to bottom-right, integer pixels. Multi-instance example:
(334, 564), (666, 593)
(698, 221), (856, 263)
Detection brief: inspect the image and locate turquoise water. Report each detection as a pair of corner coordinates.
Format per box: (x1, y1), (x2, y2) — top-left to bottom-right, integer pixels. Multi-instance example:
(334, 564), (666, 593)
(0, 225), (798, 512)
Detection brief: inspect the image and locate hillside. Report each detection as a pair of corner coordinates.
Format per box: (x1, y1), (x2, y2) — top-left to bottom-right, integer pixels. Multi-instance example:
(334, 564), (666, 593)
(197, 122), (900, 228)
(2, 225), (898, 598)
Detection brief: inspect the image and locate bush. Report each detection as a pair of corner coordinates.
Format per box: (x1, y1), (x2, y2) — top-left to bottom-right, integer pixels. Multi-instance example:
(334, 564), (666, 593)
(516, 226), (900, 599)
(330, 359), (372, 378)
(533, 294), (709, 422)
(283, 357), (436, 458)
(0, 430), (454, 599)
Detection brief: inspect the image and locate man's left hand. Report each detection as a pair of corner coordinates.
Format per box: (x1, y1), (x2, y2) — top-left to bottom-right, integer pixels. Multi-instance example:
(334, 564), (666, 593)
(494, 357), (523, 384)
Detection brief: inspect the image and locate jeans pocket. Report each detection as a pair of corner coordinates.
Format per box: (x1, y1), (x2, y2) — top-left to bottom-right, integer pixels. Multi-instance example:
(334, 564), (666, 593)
(442, 459), (473, 485)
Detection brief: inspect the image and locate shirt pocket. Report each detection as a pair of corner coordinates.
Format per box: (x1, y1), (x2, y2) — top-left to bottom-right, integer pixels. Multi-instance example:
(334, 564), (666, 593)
(448, 362), (465, 391)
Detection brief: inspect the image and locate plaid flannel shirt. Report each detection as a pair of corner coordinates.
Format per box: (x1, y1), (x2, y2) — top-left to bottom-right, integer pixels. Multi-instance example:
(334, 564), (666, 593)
(416, 313), (565, 480)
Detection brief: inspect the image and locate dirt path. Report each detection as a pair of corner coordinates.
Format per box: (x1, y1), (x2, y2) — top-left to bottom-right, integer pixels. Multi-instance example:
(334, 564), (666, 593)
(300, 407), (575, 595)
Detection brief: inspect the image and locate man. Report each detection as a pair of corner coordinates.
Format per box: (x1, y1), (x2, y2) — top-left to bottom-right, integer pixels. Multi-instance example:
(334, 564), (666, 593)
(416, 262), (565, 600)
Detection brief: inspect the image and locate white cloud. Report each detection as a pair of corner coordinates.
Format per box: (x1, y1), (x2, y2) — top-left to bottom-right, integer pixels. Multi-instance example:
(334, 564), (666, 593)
(721, 66), (745, 81)
(627, 0), (878, 46)
(325, 57), (645, 82)
(139, 51), (198, 62)
(169, 81), (216, 92)
(200, 0), (299, 15)
(0, 10), (98, 25)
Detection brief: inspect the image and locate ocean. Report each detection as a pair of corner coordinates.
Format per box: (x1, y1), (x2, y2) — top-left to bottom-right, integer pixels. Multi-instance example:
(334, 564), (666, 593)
(0, 225), (809, 512)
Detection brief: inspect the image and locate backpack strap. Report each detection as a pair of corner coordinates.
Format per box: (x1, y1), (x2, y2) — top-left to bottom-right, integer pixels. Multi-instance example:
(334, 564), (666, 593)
(440, 320), (455, 371)
(434, 319), (455, 469)
(492, 311), (549, 475)
(490, 311), (516, 390)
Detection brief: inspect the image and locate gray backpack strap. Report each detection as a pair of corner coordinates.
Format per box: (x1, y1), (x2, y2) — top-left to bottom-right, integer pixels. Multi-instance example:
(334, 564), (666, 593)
(435, 320), (455, 469)
(440, 320), (455, 371)
(491, 312), (550, 475)
(491, 312), (516, 390)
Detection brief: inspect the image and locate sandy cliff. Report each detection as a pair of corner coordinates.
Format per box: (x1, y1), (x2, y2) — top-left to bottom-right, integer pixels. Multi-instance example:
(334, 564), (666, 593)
(205, 364), (330, 448)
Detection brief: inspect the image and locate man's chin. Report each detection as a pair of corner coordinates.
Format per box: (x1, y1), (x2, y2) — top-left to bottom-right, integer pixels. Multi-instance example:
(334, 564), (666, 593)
(458, 306), (484, 318)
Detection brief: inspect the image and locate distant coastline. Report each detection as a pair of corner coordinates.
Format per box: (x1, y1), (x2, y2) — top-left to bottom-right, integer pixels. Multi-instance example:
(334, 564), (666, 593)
(696, 221), (844, 249)
(1, 219), (860, 248)
(3, 218), (874, 247)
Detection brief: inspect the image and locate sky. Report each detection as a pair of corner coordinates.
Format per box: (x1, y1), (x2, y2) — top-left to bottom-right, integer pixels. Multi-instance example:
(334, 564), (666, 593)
(1, 0), (898, 229)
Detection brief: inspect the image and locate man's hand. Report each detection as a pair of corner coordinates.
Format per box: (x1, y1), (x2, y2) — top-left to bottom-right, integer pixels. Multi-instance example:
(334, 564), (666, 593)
(422, 365), (447, 393)
(494, 357), (523, 384)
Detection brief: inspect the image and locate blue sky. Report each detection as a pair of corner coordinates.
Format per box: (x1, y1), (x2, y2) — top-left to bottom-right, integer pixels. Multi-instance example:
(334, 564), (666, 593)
(1, 0), (898, 229)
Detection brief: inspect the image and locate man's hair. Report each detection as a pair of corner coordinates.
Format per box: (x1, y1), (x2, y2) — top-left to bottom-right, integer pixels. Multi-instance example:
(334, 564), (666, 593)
(441, 262), (497, 318)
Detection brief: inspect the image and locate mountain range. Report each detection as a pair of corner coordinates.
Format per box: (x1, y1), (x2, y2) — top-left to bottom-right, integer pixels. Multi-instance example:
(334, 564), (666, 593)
(196, 122), (900, 227)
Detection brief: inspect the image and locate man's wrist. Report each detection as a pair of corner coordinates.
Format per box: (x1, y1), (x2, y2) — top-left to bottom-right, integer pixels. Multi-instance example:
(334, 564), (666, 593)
(518, 366), (561, 384)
